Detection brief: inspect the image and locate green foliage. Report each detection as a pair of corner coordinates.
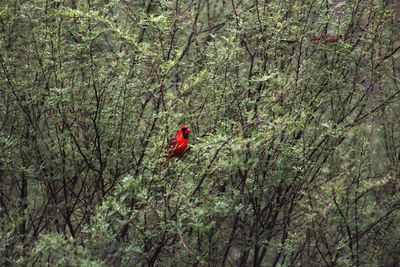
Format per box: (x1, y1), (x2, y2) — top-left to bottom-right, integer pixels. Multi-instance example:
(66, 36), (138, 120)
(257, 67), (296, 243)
(0, 0), (399, 266)
(25, 234), (103, 266)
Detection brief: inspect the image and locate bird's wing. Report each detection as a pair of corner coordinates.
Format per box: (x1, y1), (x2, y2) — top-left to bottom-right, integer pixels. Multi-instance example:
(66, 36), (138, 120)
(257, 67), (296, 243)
(167, 135), (177, 147)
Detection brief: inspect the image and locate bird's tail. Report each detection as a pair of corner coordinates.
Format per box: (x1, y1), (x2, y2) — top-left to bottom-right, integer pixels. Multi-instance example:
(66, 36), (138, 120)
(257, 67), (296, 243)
(158, 155), (170, 171)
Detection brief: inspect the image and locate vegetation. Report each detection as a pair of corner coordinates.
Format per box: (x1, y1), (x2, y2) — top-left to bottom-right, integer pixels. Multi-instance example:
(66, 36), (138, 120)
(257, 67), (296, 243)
(0, 0), (399, 266)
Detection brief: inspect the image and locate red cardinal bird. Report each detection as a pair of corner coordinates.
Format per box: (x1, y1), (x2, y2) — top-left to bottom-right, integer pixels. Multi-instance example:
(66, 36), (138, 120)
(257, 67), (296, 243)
(166, 126), (191, 159)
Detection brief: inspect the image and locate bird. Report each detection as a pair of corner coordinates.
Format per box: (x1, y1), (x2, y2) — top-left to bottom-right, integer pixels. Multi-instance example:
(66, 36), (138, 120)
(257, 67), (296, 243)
(166, 125), (191, 160)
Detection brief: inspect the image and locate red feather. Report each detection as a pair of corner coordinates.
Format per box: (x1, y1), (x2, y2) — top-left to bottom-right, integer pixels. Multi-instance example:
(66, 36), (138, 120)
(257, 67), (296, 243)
(167, 126), (191, 159)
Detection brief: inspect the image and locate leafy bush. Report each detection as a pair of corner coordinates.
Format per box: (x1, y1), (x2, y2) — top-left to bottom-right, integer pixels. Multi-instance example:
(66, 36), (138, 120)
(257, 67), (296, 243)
(0, 0), (399, 266)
